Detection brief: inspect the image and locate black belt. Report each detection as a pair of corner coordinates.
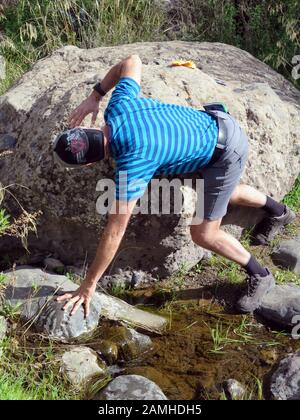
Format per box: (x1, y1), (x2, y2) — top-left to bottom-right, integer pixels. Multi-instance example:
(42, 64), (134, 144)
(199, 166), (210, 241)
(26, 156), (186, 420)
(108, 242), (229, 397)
(207, 112), (228, 165)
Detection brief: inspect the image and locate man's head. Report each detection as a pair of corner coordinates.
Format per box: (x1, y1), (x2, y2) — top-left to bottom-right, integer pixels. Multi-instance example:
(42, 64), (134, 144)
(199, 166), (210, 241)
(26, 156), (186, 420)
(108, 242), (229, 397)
(53, 127), (105, 168)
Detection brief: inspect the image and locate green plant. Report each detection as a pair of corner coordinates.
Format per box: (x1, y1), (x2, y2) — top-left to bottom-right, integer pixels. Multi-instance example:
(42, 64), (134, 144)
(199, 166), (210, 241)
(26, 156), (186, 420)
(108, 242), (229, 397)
(0, 337), (78, 400)
(283, 175), (300, 212)
(0, 302), (22, 320)
(208, 255), (245, 284)
(274, 269), (300, 285)
(0, 209), (10, 234)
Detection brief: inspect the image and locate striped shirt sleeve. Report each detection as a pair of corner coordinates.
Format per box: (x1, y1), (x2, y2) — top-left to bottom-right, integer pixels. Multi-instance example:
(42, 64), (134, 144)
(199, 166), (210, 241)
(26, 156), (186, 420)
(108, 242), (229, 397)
(115, 153), (158, 201)
(109, 77), (140, 105)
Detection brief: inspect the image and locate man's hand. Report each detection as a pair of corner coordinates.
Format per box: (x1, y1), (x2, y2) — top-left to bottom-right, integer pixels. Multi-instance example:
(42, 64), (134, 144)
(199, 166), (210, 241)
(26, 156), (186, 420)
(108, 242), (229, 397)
(56, 280), (96, 318)
(69, 91), (102, 128)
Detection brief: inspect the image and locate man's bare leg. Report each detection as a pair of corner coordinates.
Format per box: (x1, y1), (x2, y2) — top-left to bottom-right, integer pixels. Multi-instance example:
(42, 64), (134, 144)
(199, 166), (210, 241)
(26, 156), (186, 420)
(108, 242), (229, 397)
(229, 184), (267, 208)
(190, 219), (250, 266)
(190, 219), (275, 313)
(228, 184), (295, 245)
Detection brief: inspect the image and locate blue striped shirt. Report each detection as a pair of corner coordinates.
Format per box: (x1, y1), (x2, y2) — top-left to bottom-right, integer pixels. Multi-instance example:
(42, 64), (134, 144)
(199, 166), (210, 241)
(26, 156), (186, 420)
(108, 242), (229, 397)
(104, 77), (218, 201)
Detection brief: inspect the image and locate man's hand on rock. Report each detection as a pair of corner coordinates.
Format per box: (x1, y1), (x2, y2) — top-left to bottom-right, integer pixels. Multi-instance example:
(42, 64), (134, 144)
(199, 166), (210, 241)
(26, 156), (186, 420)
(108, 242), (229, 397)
(69, 91), (102, 128)
(56, 281), (97, 318)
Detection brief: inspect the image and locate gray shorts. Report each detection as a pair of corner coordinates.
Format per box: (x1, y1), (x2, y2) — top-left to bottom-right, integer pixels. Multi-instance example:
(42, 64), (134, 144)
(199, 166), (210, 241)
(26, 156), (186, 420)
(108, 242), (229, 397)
(200, 111), (249, 221)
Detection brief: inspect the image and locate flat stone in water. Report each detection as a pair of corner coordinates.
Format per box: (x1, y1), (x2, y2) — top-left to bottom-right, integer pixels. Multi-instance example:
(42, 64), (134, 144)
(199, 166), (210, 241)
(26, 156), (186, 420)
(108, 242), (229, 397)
(270, 350), (300, 400)
(257, 283), (300, 329)
(97, 374), (168, 400)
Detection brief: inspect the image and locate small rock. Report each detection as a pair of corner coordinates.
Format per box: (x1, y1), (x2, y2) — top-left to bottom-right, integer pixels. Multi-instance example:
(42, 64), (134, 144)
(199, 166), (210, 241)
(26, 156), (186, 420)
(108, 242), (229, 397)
(96, 374), (168, 400)
(61, 346), (107, 387)
(223, 379), (246, 400)
(257, 283), (300, 328)
(0, 316), (7, 341)
(44, 257), (65, 272)
(272, 237), (300, 275)
(0, 56), (5, 80)
(0, 134), (17, 151)
(270, 350), (300, 400)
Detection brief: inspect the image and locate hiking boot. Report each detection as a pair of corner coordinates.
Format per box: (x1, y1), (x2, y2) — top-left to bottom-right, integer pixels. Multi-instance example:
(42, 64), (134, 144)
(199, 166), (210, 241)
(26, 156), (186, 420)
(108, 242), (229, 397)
(250, 205), (296, 245)
(236, 269), (275, 313)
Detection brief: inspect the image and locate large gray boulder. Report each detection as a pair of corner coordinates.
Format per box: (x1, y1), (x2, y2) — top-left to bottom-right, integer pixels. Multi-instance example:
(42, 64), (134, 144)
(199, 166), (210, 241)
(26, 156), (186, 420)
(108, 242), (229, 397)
(269, 350), (300, 400)
(97, 374), (168, 400)
(257, 283), (300, 329)
(0, 42), (299, 278)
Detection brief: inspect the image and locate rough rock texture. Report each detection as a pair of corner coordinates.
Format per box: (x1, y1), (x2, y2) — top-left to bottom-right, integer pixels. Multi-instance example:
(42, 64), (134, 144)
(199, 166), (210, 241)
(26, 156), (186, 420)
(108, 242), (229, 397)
(0, 134), (17, 152)
(223, 379), (246, 400)
(61, 346), (107, 386)
(257, 284), (300, 329)
(97, 374), (168, 400)
(272, 237), (300, 275)
(0, 316), (7, 341)
(0, 56), (5, 80)
(0, 42), (299, 277)
(3, 267), (167, 340)
(270, 350), (300, 400)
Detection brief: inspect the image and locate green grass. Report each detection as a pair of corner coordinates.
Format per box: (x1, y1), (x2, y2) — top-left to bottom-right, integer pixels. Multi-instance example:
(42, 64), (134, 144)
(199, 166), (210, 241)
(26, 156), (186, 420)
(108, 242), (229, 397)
(208, 255), (246, 284)
(283, 175), (300, 212)
(0, 209), (10, 235)
(0, 337), (79, 400)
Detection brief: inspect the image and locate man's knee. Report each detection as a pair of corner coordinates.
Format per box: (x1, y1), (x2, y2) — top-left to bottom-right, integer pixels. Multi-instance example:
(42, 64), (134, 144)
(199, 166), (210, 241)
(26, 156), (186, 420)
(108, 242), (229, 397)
(190, 224), (214, 247)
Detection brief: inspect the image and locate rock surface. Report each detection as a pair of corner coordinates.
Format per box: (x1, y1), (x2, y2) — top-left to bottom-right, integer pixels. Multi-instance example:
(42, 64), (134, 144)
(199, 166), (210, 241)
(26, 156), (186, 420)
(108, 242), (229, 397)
(223, 379), (246, 400)
(0, 316), (7, 341)
(0, 134), (17, 151)
(257, 283), (300, 329)
(269, 350), (300, 400)
(272, 237), (300, 275)
(97, 374), (168, 400)
(61, 346), (107, 386)
(4, 266), (102, 342)
(0, 55), (5, 80)
(3, 267), (167, 341)
(0, 42), (299, 278)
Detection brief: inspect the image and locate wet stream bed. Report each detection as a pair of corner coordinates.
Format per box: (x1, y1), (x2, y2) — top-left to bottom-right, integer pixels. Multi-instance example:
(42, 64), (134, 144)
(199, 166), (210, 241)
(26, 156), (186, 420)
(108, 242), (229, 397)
(86, 289), (300, 400)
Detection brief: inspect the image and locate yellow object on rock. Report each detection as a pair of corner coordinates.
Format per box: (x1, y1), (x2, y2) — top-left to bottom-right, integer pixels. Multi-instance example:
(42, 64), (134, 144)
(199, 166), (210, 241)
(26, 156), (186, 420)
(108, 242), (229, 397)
(171, 60), (196, 69)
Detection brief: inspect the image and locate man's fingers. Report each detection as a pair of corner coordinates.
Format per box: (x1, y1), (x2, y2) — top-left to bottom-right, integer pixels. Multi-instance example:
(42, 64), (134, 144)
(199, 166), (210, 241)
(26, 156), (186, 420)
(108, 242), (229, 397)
(84, 299), (90, 319)
(62, 295), (79, 311)
(70, 297), (84, 316)
(56, 293), (73, 302)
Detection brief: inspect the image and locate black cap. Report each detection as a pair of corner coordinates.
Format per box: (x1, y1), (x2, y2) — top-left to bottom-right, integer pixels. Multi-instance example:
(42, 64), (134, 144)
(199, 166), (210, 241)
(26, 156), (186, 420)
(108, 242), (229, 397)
(53, 127), (104, 167)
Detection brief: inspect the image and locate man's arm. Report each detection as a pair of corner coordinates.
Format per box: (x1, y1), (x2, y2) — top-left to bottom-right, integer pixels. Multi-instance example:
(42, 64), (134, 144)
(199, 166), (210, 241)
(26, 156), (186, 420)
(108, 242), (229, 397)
(57, 199), (137, 316)
(69, 55), (142, 127)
